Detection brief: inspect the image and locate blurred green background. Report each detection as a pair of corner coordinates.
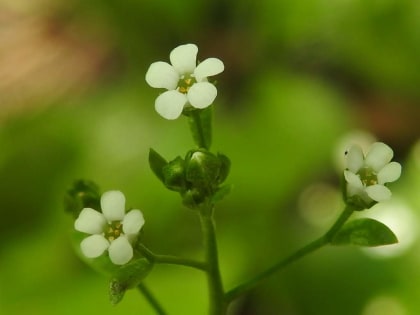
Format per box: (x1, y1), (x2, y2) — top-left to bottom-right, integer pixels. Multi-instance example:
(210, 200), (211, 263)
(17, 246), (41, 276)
(0, 0), (419, 314)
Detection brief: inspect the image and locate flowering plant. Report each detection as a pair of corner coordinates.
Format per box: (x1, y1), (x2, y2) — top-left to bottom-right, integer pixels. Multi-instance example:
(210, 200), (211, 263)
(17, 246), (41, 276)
(65, 44), (402, 315)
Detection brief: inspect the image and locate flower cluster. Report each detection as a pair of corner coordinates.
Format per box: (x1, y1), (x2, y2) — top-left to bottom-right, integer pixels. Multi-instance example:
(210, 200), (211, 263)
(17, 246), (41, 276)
(344, 142), (401, 208)
(74, 191), (144, 265)
(145, 43), (224, 120)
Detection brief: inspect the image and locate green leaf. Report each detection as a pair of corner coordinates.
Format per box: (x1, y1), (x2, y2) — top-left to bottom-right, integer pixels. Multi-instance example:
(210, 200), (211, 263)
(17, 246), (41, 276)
(148, 148), (168, 183)
(109, 258), (154, 305)
(331, 218), (398, 247)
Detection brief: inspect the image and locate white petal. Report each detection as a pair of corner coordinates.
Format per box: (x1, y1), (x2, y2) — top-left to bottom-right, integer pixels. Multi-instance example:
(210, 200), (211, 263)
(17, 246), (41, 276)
(74, 208), (106, 234)
(80, 235), (109, 258)
(145, 61), (179, 90)
(344, 170), (363, 188)
(170, 43), (198, 74)
(345, 145), (364, 173)
(108, 236), (133, 265)
(187, 82), (217, 109)
(122, 209), (145, 234)
(155, 90), (187, 120)
(377, 161), (402, 184)
(101, 191), (125, 222)
(194, 58), (224, 82)
(365, 184), (392, 202)
(365, 142), (393, 172)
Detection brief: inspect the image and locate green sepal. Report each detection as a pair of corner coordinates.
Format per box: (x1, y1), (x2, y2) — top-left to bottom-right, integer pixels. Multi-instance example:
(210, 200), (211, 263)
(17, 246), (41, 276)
(331, 218), (398, 247)
(64, 179), (101, 218)
(216, 153), (230, 184)
(162, 156), (186, 191)
(211, 184), (232, 203)
(149, 148), (168, 183)
(109, 258), (154, 305)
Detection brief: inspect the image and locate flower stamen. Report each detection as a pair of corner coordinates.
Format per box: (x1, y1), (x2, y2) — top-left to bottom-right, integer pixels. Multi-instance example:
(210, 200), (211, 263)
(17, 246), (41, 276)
(105, 222), (123, 241)
(178, 75), (196, 94)
(358, 167), (378, 186)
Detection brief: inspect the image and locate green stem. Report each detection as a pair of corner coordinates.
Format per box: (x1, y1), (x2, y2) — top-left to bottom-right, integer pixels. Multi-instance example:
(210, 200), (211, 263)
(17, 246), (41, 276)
(138, 244), (207, 271)
(187, 108), (212, 149)
(225, 206), (354, 303)
(137, 283), (167, 315)
(200, 210), (227, 315)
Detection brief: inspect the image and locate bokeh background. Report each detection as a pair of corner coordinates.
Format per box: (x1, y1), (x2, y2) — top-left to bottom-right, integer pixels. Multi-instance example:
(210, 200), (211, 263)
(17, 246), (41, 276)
(0, 0), (419, 314)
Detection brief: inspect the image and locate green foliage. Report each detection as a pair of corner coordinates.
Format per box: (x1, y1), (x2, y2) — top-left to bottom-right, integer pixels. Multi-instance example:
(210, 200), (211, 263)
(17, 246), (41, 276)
(109, 258), (154, 305)
(148, 148), (168, 183)
(331, 218), (398, 247)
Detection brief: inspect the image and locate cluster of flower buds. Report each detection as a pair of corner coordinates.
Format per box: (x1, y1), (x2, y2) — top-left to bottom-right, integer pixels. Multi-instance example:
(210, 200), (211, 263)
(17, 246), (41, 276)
(149, 148), (231, 209)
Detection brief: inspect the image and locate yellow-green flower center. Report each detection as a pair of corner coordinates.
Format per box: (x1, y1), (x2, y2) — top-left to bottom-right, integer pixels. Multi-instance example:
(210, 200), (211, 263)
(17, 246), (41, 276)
(178, 74), (196, 94)
(105, 221), (123, 241)
(358, 167), (378, 187)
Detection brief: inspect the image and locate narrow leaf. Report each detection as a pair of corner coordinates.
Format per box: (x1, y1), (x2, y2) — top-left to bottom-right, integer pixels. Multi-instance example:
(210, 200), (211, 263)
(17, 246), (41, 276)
(149, 148), (168, 182)
(331, 218), (398, 247)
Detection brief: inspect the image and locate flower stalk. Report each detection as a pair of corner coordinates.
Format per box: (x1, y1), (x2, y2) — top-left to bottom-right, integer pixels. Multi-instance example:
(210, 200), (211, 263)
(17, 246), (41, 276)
(137, 283), (168, 315)
(137, 244), (207, 271)
(200, 208), (227, 315)
(225, 206), (355, 303)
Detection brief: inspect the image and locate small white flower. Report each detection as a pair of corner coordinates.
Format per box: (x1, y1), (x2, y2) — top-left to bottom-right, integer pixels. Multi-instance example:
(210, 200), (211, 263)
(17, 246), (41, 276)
(74, 190), (145, 265)
(344, 142), (402, 207)
(145, 43), (224, 120)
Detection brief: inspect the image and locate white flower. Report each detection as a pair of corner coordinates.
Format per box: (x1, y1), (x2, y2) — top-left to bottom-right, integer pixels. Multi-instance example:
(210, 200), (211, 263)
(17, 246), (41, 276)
(74, 190), (145, 265)
(145, 43), (224, 120)
(344, 142), (402, 207)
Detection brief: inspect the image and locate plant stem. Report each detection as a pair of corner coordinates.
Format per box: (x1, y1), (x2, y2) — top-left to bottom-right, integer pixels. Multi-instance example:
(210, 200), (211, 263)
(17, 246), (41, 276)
(200, 210), (227, 315)
(137, 283), (167, 315)
(187, 108), (212, 149)
(138, 244), (207, 271)
(225, 206), (354, 303)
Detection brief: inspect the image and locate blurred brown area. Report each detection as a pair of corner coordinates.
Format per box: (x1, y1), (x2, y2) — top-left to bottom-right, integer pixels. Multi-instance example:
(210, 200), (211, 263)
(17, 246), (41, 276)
(0, 2), (113, 119)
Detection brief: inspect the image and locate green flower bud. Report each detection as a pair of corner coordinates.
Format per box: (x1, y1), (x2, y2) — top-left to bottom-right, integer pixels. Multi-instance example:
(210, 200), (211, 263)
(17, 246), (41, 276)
(185, 150), (221, 186)
(216, 153), (230, 185)
(162, 156), (186, 191)
(64, 180), (101, 218)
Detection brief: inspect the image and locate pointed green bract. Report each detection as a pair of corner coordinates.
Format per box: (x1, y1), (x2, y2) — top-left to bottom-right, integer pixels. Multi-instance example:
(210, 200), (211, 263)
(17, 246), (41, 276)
(331, 218), (398, 247)
(109, 258), (154, 305)
(149, 148), (168, 183)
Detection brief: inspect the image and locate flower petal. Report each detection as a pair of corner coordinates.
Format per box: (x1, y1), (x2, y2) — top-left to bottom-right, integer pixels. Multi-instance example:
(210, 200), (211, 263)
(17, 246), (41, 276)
(365, 184), (392, 202)
(170, 44), (198, 75)
(101, 191), (126, 222)
(155, 90), (187, 120)
(365, 142), (393, 172)
(377, 161), (402, 184)
(187, 82), (217, 109)
(80, 235), (109, 258)
(108, 236), (133, 265)
(194, 58), (224, 82)
(145, 61), (179, 90)
(345, 145), (364, 173)
(74, 208), (106, 234)
(122, 209), (145, 234)
(344, 170), (363, 188)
